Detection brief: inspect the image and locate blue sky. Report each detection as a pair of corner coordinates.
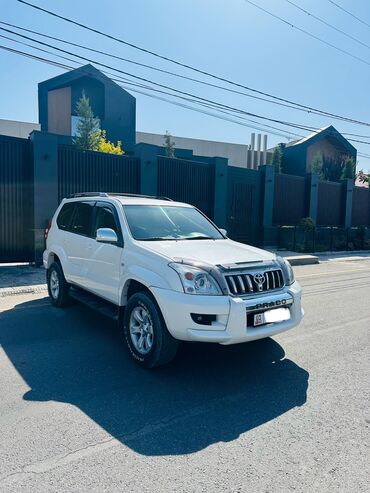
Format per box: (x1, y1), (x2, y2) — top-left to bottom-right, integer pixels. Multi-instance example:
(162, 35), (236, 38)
(1, 0), (370, 171)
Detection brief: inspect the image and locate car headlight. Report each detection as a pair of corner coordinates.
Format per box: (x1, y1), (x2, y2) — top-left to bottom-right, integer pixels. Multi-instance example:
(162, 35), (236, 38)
(276, 256), (295, 286)
(169, 263), (222, 295)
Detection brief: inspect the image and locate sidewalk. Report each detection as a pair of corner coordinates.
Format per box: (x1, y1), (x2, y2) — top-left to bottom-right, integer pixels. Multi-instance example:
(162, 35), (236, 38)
(274, 249), (370, 266)
(0, 263), (46, 298)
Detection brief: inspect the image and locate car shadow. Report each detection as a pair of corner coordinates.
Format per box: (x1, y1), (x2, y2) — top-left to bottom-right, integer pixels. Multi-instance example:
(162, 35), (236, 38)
(0, 297), (309, 456)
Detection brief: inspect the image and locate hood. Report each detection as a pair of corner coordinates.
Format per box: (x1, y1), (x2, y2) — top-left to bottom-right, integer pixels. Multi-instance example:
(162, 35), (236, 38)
(141, 238), (276, 266)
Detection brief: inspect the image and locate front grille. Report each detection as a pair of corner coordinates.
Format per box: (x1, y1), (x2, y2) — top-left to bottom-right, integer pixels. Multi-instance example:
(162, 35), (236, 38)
(224, 269), (284, 295)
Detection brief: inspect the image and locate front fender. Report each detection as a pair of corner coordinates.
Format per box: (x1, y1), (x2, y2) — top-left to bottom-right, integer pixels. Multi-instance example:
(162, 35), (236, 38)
(119, 264), (182, 305)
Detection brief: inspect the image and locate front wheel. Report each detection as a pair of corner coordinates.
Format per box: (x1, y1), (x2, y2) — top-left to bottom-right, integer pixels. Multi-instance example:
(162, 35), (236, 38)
(123, 292), (179, 368)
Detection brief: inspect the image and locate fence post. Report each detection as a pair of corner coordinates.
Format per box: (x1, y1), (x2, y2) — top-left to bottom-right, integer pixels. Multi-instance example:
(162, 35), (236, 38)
(342, 178), (354, 228)
(213, 157), (228, 228)
(260, 164), (275, 246)
(135, 143), (159, 196)
(306, 173), (319, 223)
(30, 131), (59, 264)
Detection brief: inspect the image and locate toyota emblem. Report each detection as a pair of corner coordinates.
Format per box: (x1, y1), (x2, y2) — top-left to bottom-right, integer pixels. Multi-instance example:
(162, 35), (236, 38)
(253, 273), (265, 291)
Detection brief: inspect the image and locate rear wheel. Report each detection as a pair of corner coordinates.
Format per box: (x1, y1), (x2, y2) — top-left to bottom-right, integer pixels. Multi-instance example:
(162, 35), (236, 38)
(47, 261), (70, 307)
(123, 292), (179, 368)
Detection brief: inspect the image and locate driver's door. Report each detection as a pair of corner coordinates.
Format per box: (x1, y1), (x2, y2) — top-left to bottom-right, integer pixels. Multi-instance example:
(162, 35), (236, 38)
(84, 202), (124, 304)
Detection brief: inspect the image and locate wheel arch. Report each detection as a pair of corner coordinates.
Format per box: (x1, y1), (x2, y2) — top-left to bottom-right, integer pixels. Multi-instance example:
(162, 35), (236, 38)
(121, 278), (155, 306)
(45, 246), (68, 271)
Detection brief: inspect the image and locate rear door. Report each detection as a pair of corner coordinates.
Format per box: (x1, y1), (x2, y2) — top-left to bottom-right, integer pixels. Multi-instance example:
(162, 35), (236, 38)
(66, 201), (95, 284)
(83, 202), (123, 303)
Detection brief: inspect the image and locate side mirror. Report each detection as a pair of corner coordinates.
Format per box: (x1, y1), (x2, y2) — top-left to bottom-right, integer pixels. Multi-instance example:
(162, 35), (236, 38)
(96, 228), (118, 244)
(219, 228), (228, 237)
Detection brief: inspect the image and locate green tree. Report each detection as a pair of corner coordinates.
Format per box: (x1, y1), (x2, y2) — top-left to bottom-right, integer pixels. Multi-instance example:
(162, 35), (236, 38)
(298, 217), (315, 231)
(310, 151), (324, 179)
(357, 169), (370, 187)
(340, 156), (355, 180)
(73, 92), (100, 151)
(271, 146), (283, 173)
(164, 131), (175, 158)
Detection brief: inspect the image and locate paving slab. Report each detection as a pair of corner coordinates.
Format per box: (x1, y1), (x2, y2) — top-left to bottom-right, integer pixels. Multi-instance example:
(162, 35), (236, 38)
(0, 264), (46, 298)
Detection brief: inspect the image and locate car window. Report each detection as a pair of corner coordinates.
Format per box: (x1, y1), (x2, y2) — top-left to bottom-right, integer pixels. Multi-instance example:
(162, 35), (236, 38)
(70, 201), (95, 237)
(123, 205), (223, 241)
(56, 203), (75, 231)
(94, 204), (118, 236)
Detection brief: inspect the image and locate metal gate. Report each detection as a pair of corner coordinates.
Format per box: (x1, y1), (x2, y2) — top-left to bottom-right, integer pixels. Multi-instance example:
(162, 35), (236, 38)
(0, 135), (33, 263)
(157, 157), (215, 219)
(58, 145), (140, 201)
(227, 167), (262, 245)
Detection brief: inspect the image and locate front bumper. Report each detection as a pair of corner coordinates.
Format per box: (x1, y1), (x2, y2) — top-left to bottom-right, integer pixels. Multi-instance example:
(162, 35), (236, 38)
(151, 281), (303, 344)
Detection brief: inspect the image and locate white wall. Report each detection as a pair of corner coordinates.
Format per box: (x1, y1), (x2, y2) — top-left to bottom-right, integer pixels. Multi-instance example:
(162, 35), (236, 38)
(0, 119), (40, 139)
(136, 131), (271, 168)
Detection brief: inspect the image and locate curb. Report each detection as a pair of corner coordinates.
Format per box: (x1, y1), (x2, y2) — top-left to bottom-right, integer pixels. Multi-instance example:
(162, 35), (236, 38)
(285, 256), (319, 266)
(0, 284), (47, 298)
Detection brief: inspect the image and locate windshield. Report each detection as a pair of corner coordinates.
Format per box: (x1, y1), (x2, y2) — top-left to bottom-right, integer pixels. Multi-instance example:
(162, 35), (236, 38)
(123, 205), (224, 241)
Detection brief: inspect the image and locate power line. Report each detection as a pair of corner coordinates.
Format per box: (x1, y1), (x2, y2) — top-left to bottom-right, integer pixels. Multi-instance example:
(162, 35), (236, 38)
(14, 0), (370, 127)
(0, 43), (300, 139)
(285, 0), (370, 50)
(0, 33), (82, 67)
(4, 39), (369, 161)
(243, 0), (370, 66)
(328, 0), (370, 29)
(3, 23), (370, 140)
(2, 33), (370, 148)
(0, 21), (329, 118)
(0, 26), (328, 134)
(0, 20), (349, 121)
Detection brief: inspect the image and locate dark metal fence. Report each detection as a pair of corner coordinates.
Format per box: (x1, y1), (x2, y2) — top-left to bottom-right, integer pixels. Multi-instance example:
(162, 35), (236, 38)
(278, 226), (370, 252)
(317, 181), (343, 226)
(352, 186), (370, 226)
(0, 135), (33, 262)
(273, 173), (307, 225)
(227, 167), (261, 245)
(157, 156), (215, 218)
(58, 145), (140, 201)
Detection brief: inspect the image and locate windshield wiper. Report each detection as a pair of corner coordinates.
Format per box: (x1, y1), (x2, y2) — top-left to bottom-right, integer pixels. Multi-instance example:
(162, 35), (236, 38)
(184, 236), (215, 240)
(138, 237), (178, 241)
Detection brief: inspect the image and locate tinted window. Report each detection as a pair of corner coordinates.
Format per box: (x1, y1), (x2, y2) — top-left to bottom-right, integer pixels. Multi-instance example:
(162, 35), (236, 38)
(123, 205), (223, 241)
(56, 203), (75, 231)
(71, 202), (94, 237)
(94, 205), (118, 235)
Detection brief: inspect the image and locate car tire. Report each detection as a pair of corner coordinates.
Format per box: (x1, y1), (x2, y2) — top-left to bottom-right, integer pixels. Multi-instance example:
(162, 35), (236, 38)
(47, 261), (70, 307)
(123, 292), (179, 368)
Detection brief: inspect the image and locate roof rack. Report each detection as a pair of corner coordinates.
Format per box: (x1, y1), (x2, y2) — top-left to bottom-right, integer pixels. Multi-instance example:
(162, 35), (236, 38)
(109, 193), (173, 201)
(67, 192), (108, 198)
(66, 192), (173, 201)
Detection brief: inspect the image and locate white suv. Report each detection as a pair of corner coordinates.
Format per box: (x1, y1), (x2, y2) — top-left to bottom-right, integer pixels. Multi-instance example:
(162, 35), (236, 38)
(43, 193), (303, 368)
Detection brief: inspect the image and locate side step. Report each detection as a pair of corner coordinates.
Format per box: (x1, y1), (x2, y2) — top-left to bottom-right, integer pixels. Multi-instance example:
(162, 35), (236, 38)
(69, 287), (119, 321)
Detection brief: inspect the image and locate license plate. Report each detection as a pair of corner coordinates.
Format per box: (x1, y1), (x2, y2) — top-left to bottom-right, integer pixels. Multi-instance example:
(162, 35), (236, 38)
(253, 308), (290, 327)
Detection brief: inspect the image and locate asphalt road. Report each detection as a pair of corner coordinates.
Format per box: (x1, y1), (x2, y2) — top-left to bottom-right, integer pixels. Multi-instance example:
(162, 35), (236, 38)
(0, 260), (369, 492)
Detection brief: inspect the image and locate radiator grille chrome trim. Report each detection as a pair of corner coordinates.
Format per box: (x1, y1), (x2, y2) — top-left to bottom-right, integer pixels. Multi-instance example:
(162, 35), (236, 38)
(224, 268), (285, 296)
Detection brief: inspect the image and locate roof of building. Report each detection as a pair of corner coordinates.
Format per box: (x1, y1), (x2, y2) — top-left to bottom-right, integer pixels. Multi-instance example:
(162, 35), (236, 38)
(285, 125), (356, 154)
(38, 64), (135, 101)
